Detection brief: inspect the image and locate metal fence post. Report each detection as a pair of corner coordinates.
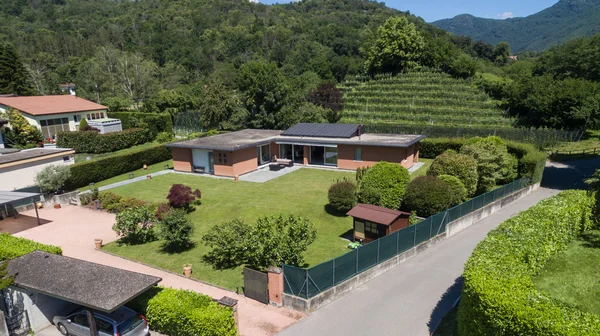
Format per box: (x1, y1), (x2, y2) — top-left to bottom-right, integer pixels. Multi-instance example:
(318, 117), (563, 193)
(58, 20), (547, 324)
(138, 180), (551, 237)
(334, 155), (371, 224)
(377, 239), (380, 263)
(413, 224), (417, 247)
(396, 230), (400, 254)
(332, 259), (335, 287)
(355, 247), (359, 274)
(306, 269), (309, 299)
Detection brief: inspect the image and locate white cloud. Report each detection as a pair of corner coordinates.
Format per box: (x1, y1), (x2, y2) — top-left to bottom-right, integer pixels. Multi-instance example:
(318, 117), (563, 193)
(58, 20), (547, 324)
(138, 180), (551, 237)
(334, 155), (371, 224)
(496, 11), (514, 19)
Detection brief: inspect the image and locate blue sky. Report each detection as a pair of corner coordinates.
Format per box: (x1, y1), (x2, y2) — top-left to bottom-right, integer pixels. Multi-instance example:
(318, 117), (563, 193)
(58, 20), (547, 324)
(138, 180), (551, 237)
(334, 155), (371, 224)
(258, 0), (559, 22)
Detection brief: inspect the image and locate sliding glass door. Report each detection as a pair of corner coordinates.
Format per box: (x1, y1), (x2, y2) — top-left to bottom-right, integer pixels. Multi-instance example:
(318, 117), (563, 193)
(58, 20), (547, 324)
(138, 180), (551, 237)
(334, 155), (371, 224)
(324, 147), (338, 166)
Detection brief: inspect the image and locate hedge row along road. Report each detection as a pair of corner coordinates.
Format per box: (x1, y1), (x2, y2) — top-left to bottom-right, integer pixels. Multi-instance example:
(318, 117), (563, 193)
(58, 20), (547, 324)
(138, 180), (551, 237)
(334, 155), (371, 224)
(279, 187), (559, 336)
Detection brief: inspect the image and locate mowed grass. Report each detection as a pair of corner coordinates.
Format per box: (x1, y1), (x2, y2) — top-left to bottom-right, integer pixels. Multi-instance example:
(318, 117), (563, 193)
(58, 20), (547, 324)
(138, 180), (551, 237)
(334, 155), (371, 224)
(410, 158), (433, 180)
(103, 168), (355, 290)
(78, 160), (173, 191)
(533, 230), (600, 315)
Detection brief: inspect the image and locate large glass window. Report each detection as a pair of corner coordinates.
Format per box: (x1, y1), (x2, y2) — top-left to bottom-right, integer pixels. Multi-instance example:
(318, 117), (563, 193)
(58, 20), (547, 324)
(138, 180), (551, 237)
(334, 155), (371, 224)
(279, 144), (293, 160)
(40, 117), (69, 139)
(325, 147), (338, 166)
(258, 144), (271, 165)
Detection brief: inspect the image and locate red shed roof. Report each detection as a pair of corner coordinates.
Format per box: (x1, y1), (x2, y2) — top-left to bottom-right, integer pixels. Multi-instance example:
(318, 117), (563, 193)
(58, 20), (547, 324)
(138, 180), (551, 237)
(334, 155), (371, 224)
(346, 203), (410, 226)
(0, 95), (106, 116)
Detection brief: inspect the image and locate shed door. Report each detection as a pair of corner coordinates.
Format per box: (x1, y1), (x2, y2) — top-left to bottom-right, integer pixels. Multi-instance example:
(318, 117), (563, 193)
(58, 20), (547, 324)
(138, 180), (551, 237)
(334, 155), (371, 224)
(355, 220), (365, 240)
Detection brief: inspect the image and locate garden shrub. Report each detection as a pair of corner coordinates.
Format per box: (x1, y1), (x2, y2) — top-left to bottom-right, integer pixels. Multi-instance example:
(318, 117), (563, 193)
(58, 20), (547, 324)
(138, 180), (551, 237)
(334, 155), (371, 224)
(56, 128), (150, 154)
(107, 112), (173, 138)
(328, 179), (357, 213)
(127, 287), (235, 336)
(157, 208), (195, 251)
(155, 131), (173, 143)
(112, 206), (156, 244)
(438, 174), (467, 204)
(78, 118), (89, 131)
(358, 162), (410, 209)
(460, 136), (518, 194)
(357, 186), (381, 205)
(35, 165), (71, 194)
(79, 193), (93, 206)
(419, 138), (465, 158)
(0, 234), (62, 260)
(401, 176), (455, 218)
(427, 150), (478, 197)
(458, 190), (600, 336)
(154, 203), (171, 221)
(203, 214), (317, 270)
(64, 144), (172, 190)
(167, 184), (201, 210)
(99, 192), (147, 213)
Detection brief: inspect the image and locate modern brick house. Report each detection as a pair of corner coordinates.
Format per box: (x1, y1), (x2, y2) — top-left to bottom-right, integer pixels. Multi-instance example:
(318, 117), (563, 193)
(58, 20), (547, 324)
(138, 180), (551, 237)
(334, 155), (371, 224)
(167, 123), (424, 178)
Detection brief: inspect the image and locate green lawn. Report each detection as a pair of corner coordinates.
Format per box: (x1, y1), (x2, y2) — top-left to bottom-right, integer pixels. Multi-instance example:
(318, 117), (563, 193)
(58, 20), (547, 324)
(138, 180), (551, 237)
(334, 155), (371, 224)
(103, 169), (355, 290)
(533, 230), (600, 315)
(411, 158), (433, 180)
(74, 142), (159, 163)
(78, 160), (173, 191)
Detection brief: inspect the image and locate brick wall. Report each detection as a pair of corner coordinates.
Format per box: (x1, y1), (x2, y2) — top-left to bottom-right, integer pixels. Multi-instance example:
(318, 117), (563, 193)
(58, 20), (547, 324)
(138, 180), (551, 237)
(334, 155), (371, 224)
(172, 148), (192, 172)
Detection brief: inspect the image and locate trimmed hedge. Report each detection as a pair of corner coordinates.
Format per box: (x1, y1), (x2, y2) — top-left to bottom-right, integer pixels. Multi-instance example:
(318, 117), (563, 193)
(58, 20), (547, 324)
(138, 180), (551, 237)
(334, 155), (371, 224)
(65, 144), (172, 190)
(127, 287), (236, 336)
(0, 233), (62, 259)
(328, 179), (357, 213)
(401, 176), (455, 217)
(358, 162), (410, 209)
(458, 190), (600, 335)
(108, 112), (173, 137)
(427, 150), (478, 197)
(56, 128), (150, 154)
(420, 138), (547, 184)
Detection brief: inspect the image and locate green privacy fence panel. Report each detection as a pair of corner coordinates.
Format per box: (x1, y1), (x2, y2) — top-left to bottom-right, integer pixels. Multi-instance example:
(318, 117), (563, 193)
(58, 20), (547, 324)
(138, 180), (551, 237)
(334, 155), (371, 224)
(283, 177), (531, 299)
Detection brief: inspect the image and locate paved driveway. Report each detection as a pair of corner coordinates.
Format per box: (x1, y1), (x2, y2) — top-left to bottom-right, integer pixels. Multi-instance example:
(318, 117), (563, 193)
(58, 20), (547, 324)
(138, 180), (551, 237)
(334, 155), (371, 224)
(12, 205), (302, 336)
(278, 188), (559, 336)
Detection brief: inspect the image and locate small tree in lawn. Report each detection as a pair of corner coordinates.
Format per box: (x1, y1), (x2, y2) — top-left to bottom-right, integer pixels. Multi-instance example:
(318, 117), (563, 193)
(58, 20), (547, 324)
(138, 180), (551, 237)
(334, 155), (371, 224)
(112, 205), (156, 244)
(158, 208), (195, 252)
(202, 219), (250, 269)
(328, 179), (357, 213)
(167, 184), (201, 210)
(35, 165), (71, 194)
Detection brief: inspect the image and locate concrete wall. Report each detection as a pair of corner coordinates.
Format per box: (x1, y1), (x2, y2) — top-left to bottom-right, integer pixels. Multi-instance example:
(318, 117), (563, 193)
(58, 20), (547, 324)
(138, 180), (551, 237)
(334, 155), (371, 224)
(0, 155), (74, 191)
(3, 287), (77, 333)
(337, 144), (417, 170)
(172, 147), (193, 172)
(282, 182), (540, 313)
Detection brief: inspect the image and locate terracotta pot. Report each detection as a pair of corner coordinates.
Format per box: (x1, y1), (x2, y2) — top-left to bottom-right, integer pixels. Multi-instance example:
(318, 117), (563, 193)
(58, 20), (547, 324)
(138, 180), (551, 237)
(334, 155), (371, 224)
(146, 174), (152, 180)
(53, 204), (61, 209)
(94, 239), (103, 249)
(183, 265), (192, 277)
(143, 164), (148, 170)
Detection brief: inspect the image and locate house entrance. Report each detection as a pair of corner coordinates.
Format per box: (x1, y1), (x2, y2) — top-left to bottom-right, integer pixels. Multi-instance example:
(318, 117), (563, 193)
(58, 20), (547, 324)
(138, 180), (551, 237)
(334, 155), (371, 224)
(310, 146), (338, 166)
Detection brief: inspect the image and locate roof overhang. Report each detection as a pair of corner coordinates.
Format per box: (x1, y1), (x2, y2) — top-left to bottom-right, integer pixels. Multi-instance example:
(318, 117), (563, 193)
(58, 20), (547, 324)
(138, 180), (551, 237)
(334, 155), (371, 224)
(0, 191), (42, 208)
(8, 251), (162, 313)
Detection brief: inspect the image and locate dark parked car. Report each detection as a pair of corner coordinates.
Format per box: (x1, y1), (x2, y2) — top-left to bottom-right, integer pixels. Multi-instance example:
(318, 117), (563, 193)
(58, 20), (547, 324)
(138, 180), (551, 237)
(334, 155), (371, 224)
(53, 306), (149, 336)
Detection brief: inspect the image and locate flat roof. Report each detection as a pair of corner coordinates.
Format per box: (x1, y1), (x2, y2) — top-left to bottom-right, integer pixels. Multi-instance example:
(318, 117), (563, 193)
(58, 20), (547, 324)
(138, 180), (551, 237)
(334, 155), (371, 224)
(0, 95), (107, 116)
(168, 129), (283, 151)
(282, 123), (360, 138)
(168, 128), (425, 151)
(347, 203), (410, 225)
(0, 191), (41, 207)
(0, 148), (75, 166)
(8, 251), (162, 313)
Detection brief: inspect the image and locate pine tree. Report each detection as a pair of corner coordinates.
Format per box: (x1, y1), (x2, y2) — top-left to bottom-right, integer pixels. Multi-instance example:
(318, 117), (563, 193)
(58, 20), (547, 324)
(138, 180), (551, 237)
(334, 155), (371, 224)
(0, 43), (34, 96)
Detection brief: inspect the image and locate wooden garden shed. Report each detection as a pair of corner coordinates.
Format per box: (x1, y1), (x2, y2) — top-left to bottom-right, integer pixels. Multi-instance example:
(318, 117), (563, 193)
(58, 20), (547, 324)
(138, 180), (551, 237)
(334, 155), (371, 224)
(347, 204), (411, 243)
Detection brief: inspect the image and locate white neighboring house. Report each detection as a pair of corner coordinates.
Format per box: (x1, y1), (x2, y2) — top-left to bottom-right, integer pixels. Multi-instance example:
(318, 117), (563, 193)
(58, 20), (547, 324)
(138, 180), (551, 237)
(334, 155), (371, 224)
(0, 95), (108, 140)
(0, 148), (75, 191)
(0, 118), (7, 148)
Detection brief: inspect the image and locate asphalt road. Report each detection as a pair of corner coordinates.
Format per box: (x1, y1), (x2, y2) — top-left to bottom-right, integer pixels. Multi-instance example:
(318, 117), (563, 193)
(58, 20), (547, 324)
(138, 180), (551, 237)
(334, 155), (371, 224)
(278, 187), (559, 336)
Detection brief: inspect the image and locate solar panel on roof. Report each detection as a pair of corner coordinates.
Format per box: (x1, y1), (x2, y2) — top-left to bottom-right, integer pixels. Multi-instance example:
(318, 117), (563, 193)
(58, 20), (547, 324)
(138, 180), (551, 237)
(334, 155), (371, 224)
(282, 123), (361, 138)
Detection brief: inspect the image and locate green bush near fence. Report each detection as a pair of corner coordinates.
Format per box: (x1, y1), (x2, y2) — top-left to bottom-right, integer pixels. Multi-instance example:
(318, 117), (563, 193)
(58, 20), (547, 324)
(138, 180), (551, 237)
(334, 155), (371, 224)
(0, 234), (62, 259)
(457, 190), (600, 336)
(64, 144), (172, 190)
(108, 112), (173, 137)
(56, 128), (150, 154)
(127, 287), (236, 336)
(284, 178), (531, 299)
(420, 138), (546, 184)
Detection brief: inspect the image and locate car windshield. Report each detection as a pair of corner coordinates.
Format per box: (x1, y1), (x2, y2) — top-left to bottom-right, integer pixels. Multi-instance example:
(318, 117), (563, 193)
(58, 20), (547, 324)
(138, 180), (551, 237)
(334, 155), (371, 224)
(117, 315), (143, 335)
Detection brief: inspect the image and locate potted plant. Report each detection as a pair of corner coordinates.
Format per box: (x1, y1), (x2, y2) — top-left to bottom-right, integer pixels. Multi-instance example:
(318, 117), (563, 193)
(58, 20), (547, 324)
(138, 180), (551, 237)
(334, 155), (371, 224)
(53, 203), (61, 209)
(94, 239), (103, 249)
(183, 264), (192, 277)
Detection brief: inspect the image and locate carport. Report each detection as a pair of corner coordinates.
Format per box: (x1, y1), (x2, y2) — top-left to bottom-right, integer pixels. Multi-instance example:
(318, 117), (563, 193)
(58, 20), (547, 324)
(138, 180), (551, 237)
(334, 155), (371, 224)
(0, 190), (42, 225)
(4, 251), (161, 335)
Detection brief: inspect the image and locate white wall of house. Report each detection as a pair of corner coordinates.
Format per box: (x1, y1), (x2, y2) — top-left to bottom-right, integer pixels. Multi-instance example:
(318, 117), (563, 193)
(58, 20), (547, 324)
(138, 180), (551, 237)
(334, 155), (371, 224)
(0, 155), (74, 191)
(0, 105), (107, 135)
(192, 149), (211, 171)
(2, 287), (77, 334)
(0, 130), (4, 148)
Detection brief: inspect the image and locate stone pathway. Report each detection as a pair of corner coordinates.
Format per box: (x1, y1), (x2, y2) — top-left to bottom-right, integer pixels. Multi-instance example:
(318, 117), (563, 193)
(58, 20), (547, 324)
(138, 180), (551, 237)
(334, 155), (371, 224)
(11, 206), (303, 336)
(239, 165), (302, 183)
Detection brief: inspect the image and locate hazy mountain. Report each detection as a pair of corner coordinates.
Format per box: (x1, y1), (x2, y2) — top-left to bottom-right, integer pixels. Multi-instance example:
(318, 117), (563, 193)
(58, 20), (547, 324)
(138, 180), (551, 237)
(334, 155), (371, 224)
(432, 0), (600, 52)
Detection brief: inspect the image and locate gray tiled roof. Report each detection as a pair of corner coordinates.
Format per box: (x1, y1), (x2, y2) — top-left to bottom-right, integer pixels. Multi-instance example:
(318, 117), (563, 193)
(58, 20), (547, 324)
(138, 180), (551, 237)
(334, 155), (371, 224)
(0, 148), (74, 165)
(282, 123), (360, 138)
(8, 251), (161, 313)
(167, 129), (282, 151)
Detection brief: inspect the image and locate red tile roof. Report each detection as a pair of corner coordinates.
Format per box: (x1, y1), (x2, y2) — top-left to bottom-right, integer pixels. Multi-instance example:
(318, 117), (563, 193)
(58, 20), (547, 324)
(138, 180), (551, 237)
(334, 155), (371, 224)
(346, 203), (410, 226)
(0, 95), (107, 116)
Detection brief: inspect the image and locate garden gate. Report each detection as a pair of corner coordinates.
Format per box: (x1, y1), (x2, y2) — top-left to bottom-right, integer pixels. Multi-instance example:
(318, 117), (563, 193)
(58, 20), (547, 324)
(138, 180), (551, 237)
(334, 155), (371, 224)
(243, 267), (269, 304)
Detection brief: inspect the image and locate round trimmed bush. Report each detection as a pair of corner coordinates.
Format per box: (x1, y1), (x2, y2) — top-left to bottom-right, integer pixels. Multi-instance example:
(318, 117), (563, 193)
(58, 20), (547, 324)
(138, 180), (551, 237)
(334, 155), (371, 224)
(401, 176), (454, 217)
(438, 174), (467, 205)
(328, 179), (357, 213)
(427, 149), (478, 197)
(358, 162), (410, 209)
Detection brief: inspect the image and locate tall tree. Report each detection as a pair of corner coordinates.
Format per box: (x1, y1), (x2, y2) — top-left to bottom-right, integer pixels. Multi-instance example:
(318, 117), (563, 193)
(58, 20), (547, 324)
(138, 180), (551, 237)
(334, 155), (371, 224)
(307, 83), (345, 123)
(0, 43), (34, 95)
(365, 16), (424, 74)
(493, 42), (511, 65)
(201, 81), (248, 130)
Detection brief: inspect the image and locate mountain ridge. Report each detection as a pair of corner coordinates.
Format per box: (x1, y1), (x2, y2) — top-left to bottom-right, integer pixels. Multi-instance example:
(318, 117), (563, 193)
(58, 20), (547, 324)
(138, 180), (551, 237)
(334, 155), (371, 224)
(432, 0), (600, 52)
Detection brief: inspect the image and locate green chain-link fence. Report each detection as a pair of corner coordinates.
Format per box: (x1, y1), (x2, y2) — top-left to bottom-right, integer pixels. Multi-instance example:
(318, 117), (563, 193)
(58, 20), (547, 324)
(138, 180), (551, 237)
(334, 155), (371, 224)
(283, 177), (531, 299)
